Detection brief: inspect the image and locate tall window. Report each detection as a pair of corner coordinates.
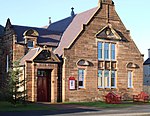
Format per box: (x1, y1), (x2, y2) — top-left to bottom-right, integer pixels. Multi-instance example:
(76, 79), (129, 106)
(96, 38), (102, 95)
(97, 41), (117, 89)
(6, 55), (9, 72)
(98, 42), (102, 60)
(104, 70), (110, 88)
(98, 70), (103, 88)
(78, 69), (84, 88)
(111, 71), (116, 88)
(128, 71), (133, 88)
(104, 43), (109, 60)
(111, 44), (115, 60)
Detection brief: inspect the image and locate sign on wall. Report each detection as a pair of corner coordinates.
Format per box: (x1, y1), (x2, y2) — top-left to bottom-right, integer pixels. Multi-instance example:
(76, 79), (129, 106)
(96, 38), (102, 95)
(69, 77), (75, 90)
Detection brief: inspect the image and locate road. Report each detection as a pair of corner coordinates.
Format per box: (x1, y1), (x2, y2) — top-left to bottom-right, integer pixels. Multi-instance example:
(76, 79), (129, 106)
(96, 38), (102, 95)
(1, 103), (150, 116)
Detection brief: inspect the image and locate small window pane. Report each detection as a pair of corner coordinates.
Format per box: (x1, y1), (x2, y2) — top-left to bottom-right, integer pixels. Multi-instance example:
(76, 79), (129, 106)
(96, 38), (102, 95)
(27, 41), (33, 48)
(111, 71), (116, 87)
(104, 43), (109, 60)
(98, 42), (102, 60)
(111, 44), (115, 60)
(98, 70), (103, 88)
(104, 70), (109, 87)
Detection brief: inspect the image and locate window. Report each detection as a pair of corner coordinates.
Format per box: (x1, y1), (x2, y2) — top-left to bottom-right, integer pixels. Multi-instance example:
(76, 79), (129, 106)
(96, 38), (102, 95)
(98, 70), (116, 89)
(78, 69), (84, 88)
(98, 42), (102, 60)
(27, 40), (34, 48)
(98, 42), (116, 60)
(6, 55), (9, 72)
(97, 41), (117, 89)
(128, 71), (133, 88)
(111, 71), (116, 88)
(98, 70), (103, 88)
(104, 70), (110, 88)
(104, 43), (109, 60)
(111, 44), (115, 60)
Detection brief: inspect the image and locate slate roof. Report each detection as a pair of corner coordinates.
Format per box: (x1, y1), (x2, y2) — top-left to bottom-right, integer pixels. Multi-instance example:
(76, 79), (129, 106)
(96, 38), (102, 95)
(0, 25), (4, 36)
(20, 47), (41, 65)
(47, 15), (75, 34)
(54, 7), (98, 56)
(12, 25), (61, 46)
(144, 58), (150, 65)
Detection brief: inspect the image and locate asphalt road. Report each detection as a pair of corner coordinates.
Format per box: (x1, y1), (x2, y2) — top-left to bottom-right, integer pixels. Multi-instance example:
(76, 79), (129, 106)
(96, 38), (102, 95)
(1, 103), (150, 116)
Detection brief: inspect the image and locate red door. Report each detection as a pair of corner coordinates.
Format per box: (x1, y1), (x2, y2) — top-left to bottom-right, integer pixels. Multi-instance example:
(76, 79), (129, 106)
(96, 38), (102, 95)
(37, 76), (48, 102)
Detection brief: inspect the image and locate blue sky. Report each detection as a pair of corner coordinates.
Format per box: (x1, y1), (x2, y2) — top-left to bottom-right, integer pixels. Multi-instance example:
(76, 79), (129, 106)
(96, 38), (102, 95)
(0, 0), (149, 60)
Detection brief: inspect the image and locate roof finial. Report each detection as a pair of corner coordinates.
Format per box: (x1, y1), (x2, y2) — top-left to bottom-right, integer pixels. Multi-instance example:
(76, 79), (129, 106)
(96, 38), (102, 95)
(49, 17), (51, 25)
(71, 7), (75, 17)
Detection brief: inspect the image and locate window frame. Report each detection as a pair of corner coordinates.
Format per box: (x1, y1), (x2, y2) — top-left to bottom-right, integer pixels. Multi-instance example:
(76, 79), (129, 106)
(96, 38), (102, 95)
(98, 70), (103, 88)
(104, 43), (109, 60)
(27, 40), (34, 48)
(128, 70), (133, 88)
(78, 69), (85, 88)
(111, 43), (116, 60)
(98, 42), (103, 60)
(111, 70), (116, 88)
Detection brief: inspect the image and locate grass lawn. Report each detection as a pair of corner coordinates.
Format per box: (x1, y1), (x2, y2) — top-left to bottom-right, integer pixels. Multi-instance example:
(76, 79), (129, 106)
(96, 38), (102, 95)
(65, 101), (149, 108)
(0, 101), (56, 112)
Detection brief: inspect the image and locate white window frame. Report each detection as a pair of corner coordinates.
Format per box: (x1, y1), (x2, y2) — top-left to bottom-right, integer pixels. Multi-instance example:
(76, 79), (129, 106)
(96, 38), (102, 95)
(111, 70), (116, 88)
(111, 43), (116, 60)
(98, 70), (116, 89)
(104, 43), (109, 60)
(104, 70), (110, 88)
(78, 69), (85, 88)
(98, 70), (103, 88)
(128, 71), (133, 88)
(98, 42), (103, 60)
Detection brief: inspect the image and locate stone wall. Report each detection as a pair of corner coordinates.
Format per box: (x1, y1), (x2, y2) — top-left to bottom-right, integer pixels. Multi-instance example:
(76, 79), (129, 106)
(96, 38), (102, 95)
(25, 61), (59, 103)
(62, 2), (143, 102)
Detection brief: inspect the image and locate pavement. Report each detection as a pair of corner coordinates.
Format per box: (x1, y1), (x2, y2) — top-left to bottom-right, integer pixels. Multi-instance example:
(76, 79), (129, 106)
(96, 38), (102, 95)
(1, 103), (150, 116)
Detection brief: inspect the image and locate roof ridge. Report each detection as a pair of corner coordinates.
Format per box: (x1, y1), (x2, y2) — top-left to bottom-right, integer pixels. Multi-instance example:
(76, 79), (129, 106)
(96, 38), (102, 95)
(13, 25), (49, 31)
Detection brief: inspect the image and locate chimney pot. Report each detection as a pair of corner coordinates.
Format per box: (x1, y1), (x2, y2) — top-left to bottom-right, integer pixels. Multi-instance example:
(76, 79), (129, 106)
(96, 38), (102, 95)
(148, 49), (150, 58)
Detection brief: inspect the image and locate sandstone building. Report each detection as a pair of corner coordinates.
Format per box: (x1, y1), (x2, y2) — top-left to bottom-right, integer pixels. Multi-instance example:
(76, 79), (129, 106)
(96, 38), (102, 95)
(0, 0), (144, 103)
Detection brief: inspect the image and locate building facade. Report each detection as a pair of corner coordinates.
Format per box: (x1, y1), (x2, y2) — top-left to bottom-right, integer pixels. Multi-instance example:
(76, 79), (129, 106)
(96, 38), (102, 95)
(0, 0), (144, 103)
(144, 49), (150, 85)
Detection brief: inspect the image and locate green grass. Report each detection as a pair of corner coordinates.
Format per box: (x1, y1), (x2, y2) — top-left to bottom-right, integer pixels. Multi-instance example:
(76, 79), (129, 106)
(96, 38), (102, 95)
(0, 101), (56, 112)
(65, 101), (136, 108)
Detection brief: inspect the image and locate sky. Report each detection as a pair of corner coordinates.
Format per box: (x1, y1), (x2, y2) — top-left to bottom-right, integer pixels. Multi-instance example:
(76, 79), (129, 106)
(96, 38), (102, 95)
(0, 0), (149, 60)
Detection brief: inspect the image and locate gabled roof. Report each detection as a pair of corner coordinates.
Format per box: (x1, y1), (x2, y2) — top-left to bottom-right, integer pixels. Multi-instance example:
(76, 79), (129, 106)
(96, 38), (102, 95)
(47, 15), (75, 34)
(54, 7), (99, 56)
(12, 25), (61, 46)
(144, 58), (150, 65)
(19, 47), (60, 65)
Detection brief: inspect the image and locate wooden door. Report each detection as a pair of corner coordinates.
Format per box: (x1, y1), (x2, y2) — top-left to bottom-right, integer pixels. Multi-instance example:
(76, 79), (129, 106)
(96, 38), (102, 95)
(37, 76), (48, 102)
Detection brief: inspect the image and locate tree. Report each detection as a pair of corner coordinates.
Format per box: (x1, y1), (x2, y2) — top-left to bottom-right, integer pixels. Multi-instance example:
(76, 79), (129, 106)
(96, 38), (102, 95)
(8, 61), (26, 105)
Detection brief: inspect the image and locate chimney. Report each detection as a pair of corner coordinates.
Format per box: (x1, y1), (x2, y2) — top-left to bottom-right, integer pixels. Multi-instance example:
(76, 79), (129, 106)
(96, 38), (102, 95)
(148, 49), (150, 58)
(49, 17), (51, 25)
(101, 0), (113, 4)
(71, 7), (75, 17)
